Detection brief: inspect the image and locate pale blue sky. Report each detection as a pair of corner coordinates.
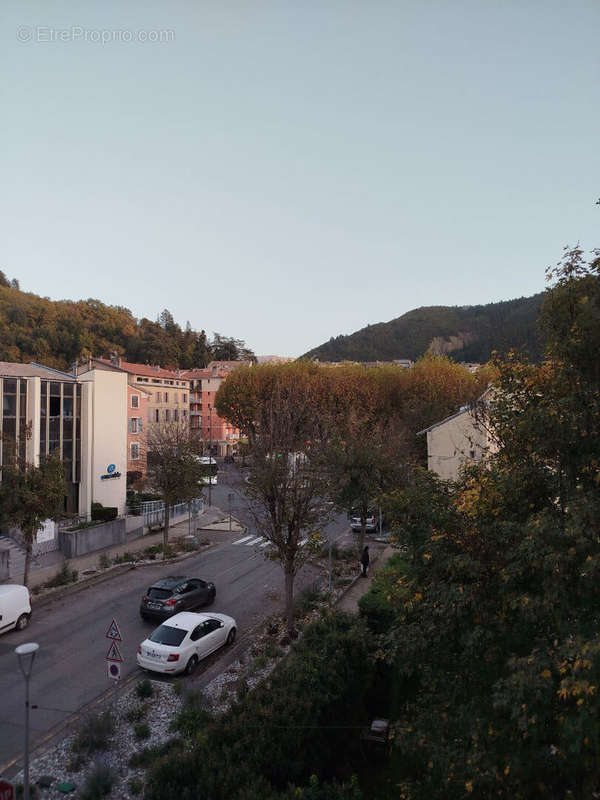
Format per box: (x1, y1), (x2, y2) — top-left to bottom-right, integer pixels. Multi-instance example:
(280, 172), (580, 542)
(2, 1), (599, 357)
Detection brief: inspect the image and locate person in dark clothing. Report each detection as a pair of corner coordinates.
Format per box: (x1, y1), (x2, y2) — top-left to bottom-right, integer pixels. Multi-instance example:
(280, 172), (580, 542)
(360, 546), (370, 577)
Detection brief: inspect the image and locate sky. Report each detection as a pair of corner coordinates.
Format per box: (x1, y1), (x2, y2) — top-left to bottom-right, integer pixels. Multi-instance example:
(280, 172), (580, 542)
(2, 1), (599, 358)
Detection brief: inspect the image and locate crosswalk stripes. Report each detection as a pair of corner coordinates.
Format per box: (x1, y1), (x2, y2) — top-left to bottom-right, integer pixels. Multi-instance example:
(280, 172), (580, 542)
(232, 535), (254, 545)
(232, 535), (309, 549)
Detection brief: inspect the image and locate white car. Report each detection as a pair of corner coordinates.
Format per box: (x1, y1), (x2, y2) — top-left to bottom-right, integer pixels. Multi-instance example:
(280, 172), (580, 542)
(137, 611), (237, 676)
(350, 515), (377, 533)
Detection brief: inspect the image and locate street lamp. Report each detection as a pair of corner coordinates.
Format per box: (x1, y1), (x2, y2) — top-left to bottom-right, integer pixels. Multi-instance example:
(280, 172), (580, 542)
(15, 642), (39, 800)
(208, 406), (213, 507)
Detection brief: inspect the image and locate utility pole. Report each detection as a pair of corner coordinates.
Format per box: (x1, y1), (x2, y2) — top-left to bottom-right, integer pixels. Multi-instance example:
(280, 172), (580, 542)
(208, 406), (212, 507)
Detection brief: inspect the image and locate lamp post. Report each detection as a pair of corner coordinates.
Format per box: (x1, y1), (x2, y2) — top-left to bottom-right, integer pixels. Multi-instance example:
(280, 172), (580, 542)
(16, 642), (39, 800)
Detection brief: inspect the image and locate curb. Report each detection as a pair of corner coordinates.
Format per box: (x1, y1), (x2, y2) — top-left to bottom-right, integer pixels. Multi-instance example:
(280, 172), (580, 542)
(30, 544), (216, 609)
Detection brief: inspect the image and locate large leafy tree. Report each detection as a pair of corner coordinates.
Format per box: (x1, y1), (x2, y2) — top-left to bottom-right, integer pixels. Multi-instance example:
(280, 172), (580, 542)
(216, 362), (325, 634)
(0, 453), (65, 587)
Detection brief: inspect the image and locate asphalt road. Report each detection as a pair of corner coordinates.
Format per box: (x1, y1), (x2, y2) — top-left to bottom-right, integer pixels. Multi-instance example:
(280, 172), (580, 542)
(0, 467), (352, 774)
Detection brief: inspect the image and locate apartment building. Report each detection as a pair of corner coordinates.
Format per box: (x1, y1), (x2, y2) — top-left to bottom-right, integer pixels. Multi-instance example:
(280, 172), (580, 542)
(127, 384), (150, 478)
(182, 361), (248, 456)
(100, 357), (190, 427)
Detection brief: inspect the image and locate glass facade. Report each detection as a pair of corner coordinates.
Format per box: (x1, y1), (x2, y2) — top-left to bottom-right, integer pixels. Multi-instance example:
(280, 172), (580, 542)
(0, 377), (81, 513)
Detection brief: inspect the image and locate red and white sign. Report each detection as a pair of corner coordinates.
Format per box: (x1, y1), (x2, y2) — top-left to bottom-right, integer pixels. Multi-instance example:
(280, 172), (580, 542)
(107, 662), (122, 681)
(106, 641), (123, 663)
(105, 619), (122, 641)
(0, 778), (15, 800)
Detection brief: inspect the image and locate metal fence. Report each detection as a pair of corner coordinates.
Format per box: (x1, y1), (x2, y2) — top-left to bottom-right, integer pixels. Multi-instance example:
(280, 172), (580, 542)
(142, 497), (204, 530)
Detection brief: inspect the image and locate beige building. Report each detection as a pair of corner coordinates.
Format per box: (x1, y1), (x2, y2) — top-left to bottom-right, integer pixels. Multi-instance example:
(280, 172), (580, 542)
(419, 393), (495, 481)
(100, 358), (190, 427)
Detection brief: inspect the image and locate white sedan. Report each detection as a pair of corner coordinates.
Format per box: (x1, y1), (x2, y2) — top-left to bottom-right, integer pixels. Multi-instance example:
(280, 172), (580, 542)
(137, 611), (237, 676)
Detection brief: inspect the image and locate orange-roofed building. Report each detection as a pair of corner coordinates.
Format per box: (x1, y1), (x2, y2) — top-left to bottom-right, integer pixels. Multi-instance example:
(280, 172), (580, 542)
(182, 361), (250, 456)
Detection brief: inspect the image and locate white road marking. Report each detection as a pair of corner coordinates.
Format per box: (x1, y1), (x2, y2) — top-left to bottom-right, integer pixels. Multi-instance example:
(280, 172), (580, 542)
(299, 538), (308, 547)
(259, 540), (270, 548)
(232, 535), (254, 545)
(245, 536), (264, 546)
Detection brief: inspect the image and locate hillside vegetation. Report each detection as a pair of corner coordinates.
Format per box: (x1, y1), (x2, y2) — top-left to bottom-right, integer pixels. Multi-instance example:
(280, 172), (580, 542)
(0, 272), (252, 370)
(303, 293), (545, 363)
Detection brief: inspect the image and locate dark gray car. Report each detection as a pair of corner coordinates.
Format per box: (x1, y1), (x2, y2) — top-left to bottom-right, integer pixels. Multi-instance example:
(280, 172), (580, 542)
(140, 576), (216, 622)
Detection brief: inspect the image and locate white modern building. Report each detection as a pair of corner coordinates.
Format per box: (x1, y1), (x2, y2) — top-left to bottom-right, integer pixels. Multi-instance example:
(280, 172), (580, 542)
(0, 361), (127, 517)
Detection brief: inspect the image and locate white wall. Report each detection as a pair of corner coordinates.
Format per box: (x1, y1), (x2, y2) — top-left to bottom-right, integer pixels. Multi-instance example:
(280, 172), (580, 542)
(79, 369), (128, 515)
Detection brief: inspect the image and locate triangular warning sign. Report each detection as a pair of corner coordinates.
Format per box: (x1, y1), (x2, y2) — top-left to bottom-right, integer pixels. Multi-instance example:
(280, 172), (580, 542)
(106, 641), (123, 662)
(105, 619), (122, 641)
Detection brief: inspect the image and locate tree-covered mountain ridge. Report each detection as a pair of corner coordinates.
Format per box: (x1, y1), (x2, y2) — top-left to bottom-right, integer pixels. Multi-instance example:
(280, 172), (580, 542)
(0, 271), (253, 371)
(302, 292), (545, 363)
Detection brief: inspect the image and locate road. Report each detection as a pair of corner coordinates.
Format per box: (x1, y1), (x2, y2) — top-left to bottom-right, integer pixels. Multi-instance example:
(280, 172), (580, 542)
(0, 466), (351, 774)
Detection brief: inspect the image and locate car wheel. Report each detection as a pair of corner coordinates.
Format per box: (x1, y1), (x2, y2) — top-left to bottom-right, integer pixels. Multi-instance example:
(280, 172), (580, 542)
(226, 628), (236, 646)
(16, 614), (29, 631)
(140, 612), (149, 621)
(184, 655), (198, 676)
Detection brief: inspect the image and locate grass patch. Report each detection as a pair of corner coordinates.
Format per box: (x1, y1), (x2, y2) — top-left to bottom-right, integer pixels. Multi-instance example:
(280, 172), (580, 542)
(129, 738), (184, 768)
(133, 721), (151, 740)
(125, 704), (147, 723)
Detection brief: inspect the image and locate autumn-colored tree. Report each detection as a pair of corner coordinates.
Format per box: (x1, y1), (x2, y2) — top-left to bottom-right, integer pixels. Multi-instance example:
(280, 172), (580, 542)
(217, 362), (326, 634)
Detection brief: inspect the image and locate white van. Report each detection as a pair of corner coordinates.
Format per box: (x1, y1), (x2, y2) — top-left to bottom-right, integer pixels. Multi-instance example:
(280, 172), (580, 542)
(0, 585), (31, 634)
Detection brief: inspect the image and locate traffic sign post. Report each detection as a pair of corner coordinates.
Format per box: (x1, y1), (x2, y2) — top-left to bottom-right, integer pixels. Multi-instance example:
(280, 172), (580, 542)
(0, 777), (15, 800)
(105, 619), (123, 707)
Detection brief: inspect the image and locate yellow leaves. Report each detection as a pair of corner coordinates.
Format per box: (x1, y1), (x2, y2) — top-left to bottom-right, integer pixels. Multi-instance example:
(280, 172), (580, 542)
(577, 698), (584, 706)
(423, 553), (432, 561)
(541, 669), (551, 679)
(504, 764), (510, 776)
(427, 761), (433, 769)
(465, 781), (473, 793)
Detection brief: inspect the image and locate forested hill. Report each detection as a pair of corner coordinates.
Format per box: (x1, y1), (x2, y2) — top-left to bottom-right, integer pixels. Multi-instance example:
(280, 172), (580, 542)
(303, 293), (545, 363)
(0, 272), (253, 371)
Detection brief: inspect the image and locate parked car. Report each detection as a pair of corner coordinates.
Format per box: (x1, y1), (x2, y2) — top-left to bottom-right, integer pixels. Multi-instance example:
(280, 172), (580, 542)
(350, 514), (377, 533)
(137, 611), (237, 675)
(140, 576), (216, 622)
(0, 584), (31, 635)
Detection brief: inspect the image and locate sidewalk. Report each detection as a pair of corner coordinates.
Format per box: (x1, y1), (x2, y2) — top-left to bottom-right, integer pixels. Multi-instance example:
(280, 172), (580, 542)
(25, 505), (232, 591)
(335, 544), (395, 613)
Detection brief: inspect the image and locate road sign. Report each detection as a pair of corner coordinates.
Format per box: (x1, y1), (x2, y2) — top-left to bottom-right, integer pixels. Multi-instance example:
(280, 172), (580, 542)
(106, 641), (123, 663)
(107, 662), (121, 681)
(105, 619), (122, 641)
(0, 777), (15, 800)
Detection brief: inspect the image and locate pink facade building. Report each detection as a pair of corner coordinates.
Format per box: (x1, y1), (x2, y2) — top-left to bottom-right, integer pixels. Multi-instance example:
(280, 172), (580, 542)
(182, 361), (249, 456)
(127, 384), (149, 479)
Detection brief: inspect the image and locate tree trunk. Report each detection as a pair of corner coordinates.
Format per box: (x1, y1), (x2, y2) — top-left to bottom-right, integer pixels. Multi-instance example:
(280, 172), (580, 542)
(23, 537), (32, 588)
(163, 503), (170, 553)
(284, 566), (295, 635)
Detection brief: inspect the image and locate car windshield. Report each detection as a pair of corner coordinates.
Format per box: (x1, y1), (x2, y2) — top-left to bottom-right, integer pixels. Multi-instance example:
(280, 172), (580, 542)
(147, 588), (172, 600)
(148, 624), (187, 646)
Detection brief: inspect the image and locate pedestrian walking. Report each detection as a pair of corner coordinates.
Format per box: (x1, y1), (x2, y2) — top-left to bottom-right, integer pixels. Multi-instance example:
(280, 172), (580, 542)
(360, 545), (370, 578)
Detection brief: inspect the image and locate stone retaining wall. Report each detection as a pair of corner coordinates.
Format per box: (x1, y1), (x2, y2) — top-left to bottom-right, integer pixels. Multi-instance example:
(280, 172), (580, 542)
(59, 518), (127, 558)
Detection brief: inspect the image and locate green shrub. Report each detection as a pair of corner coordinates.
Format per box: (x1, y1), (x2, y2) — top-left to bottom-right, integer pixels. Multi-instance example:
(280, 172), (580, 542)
(135, 679), (154, 699)
(128, 776), (144, 796)
(98, 554), (110, 570)
(114, 551), (135, 564)
(171, 690), (212, 737)
(133, 721), (151, 740)
(129, 738), (184, 768)
(44, 562), (78, 588)
(91, 505), (118, 522)
(125, 704), (147, 723)
(296, 582), (324, 615)
(72, 712), (115, 755)
(79, 762), (116, 800)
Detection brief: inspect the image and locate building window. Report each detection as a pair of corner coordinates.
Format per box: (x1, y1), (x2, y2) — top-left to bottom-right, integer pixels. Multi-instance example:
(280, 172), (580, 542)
(173, 409), (179, 422)
(164, 392), (169, 403)
(131, 395), (139, 409)
(183, 394), (187, 403)
(129, 417), (142, 434)
(130, 442), (140, 460)
(155, 409), (159, 422)
(183, 410), (188, 419)
(165, 409), (170, 422)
